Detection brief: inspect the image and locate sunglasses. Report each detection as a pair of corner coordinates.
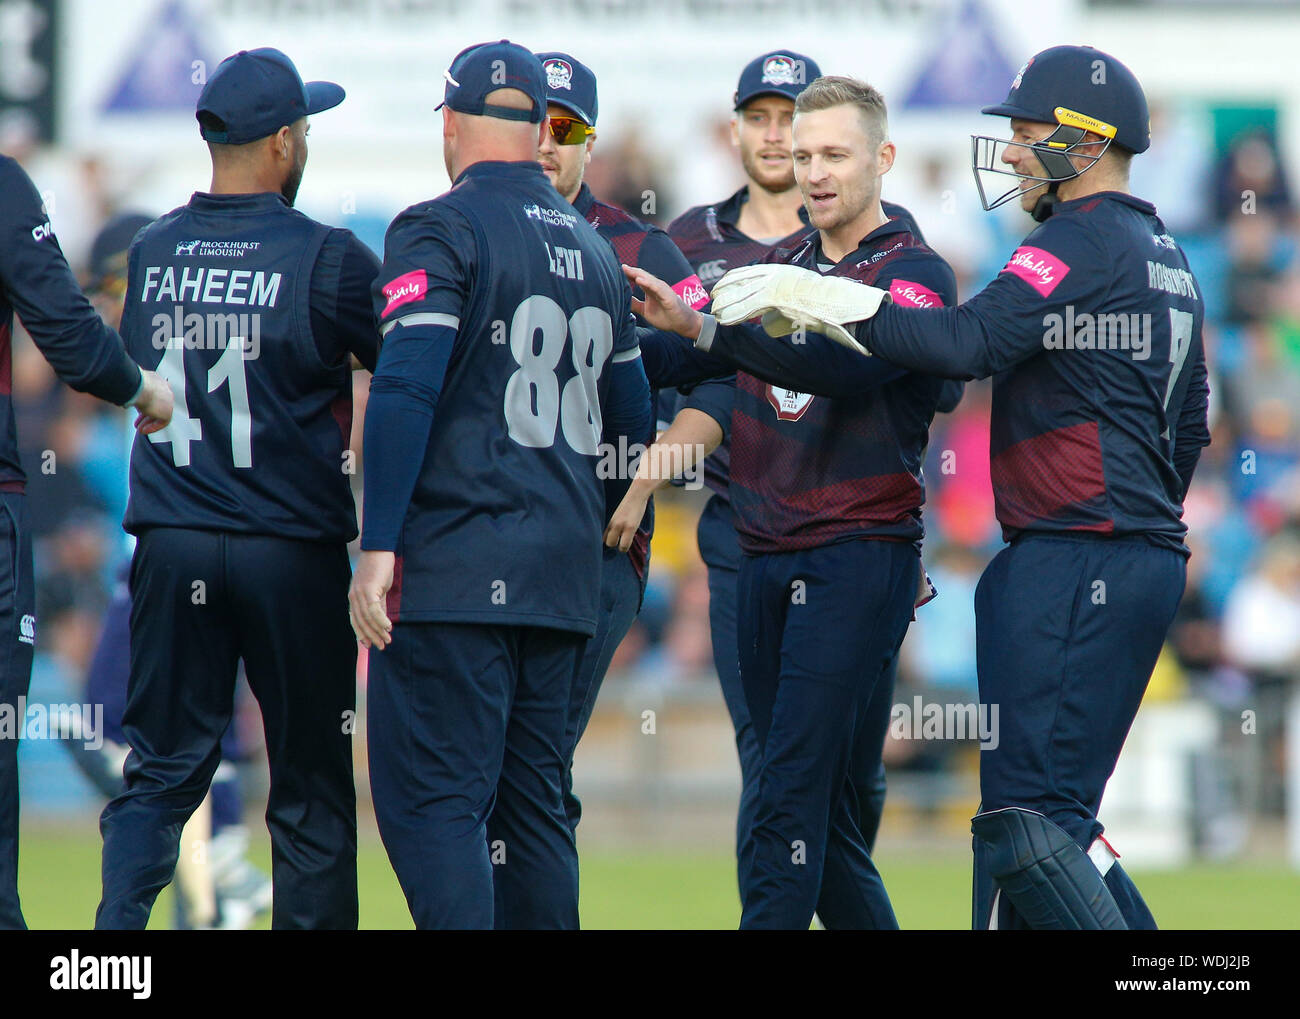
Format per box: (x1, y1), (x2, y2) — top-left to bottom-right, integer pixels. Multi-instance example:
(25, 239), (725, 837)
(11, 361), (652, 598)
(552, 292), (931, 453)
(548, 116), (593, 146)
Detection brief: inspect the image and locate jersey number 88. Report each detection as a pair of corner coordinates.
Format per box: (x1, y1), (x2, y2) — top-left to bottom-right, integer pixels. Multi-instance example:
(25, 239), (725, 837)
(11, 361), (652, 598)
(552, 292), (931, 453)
(504, 294), (613, 455)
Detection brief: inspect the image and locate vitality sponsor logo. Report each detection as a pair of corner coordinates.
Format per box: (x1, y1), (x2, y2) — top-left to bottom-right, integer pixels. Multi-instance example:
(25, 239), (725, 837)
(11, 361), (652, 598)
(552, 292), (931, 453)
(888, 279), (942, 309)
(381, 269), (428, 316)
(174, 239), (262, 257)
(672, 274), (709, 309)
(1002, 245), (1070, 296)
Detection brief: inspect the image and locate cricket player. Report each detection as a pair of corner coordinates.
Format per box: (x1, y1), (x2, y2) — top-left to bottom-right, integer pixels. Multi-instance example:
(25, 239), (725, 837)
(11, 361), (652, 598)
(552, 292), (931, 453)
(68, 212), (272, 930)
(533, 51), (710, 842)
(642, 51), (932, 898)
(710, 45), (1210, 929)
(0, 162), (172, 930)
(630, 76), (958, 929)
(97, 48), (378, 929)
(348, 41), (651, 930)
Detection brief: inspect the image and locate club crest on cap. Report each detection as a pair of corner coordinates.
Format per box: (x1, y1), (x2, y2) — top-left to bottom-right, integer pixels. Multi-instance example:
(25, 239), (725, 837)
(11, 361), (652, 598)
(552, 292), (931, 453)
(544, 59), (573, 91)
(1011, 57), (1033, 92)
(761, 55), (799, 86)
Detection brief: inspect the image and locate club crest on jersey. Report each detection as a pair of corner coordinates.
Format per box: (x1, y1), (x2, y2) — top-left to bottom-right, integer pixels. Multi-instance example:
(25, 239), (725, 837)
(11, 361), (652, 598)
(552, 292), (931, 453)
(766, 385), (814, 422)
(761, 55), (800, 87)
(544, 59), (573, 91)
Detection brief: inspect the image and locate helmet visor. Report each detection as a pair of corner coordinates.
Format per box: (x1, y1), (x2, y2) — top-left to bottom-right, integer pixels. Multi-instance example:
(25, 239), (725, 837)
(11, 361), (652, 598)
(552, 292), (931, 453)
(970, 124), (1111, 211)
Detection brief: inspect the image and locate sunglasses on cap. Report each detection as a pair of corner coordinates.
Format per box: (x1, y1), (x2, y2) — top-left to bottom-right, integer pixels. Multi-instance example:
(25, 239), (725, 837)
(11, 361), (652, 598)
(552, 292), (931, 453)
(547, 116), (593, 145)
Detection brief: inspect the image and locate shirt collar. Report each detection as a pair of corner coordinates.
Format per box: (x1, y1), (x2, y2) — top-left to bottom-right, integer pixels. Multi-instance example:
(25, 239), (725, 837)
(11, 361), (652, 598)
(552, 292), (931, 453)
(1055, 190), (1157, 216)
(714, 185), (811, 230)
(571, 182), (596, 216)
(189, 191), (290, 213)
(808, 215), (912, 266)
(452, 159), (548, 188)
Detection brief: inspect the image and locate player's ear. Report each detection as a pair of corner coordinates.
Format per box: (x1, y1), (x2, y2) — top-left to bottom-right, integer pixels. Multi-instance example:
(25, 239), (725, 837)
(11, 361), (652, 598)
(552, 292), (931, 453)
(877, 140), (896, 176)
(273, 125), (292, 162)
(537, 118), (548, 151)
(584, 135), (595, 165)
(730, 115), (741, 149)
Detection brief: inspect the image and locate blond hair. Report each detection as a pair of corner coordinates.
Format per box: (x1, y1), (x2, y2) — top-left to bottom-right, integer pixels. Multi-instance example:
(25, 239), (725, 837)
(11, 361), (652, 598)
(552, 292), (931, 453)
(794, 76), (888, 146)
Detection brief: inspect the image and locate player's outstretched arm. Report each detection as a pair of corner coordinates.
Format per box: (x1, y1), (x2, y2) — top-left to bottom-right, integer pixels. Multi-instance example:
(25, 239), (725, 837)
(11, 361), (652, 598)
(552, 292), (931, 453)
(605, 407), (724, 553)
(626, 265), (733, 387)
(697, 314), (908, 398)
(0, 157), (154, 410)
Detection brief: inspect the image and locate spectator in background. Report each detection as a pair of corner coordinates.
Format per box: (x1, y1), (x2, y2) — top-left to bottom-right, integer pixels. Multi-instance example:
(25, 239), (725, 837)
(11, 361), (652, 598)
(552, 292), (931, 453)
(1214, 129), (1294, 225)
(1223, 211), (1285, 326)
(1222, 531), (1300, 813)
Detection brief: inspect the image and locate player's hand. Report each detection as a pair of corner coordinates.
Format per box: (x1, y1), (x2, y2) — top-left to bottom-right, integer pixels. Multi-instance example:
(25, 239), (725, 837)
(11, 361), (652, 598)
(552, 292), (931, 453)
(623, 264), (703, 339)
(604, 484), (652, 553)
(349, 550), (395, 650)
(711, 264), (890, 355)
(130, 369), (175, 435)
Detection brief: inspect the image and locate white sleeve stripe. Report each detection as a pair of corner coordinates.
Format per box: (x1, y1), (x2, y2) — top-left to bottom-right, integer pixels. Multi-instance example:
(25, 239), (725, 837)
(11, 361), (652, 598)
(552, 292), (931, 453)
(380, 311), (461, 337)
(611, 346), (642, 364)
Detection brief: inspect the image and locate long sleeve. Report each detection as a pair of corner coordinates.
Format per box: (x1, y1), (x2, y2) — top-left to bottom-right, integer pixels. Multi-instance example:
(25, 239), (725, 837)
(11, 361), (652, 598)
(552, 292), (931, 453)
(0, 157), (141, 404)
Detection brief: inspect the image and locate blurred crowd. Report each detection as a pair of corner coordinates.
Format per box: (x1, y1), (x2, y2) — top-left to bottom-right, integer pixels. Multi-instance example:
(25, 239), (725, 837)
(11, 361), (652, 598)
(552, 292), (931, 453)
(11, 102), (1300, 841)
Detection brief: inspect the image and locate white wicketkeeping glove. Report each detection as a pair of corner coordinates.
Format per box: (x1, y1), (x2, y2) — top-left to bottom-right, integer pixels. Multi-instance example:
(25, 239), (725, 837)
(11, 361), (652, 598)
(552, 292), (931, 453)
(711, 263), (891, 356)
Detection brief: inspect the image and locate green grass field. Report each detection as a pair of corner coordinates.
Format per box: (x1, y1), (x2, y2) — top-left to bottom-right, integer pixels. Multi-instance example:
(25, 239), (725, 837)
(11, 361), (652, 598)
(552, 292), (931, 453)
(17, 825), (1300, 929)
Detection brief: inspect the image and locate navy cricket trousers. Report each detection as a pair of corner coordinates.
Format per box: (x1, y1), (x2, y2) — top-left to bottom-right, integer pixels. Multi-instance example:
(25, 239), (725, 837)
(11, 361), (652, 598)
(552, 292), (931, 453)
(368, 621), (583, 930)
(973, 534), (1185, 926)
(0, 493), (34, 930)
(97, 528), (358, 929)
(737, 538), (918, 930)
(563, 547), (642, 835)
(697, 495), (763, 893)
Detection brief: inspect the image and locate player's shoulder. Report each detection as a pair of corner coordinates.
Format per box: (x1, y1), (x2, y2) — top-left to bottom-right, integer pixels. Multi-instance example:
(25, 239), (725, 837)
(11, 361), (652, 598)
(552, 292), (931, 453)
(1020, 196), (1117, 262)
(666, 199), (725, 239)
(878, 246), (958, 307)
(384, 198), (474, 250)
(586, 194), (649, 233)
(128, 205), (189, 251)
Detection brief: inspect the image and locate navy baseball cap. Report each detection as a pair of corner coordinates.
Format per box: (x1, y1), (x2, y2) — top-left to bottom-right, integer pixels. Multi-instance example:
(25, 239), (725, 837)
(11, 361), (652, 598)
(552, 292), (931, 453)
(197, 48), (344, 144)
(536, 52), (598, 126)
(87, 212), (154, 290)
(734, 50), (821, 109)
(982, 45), (1150, 154)
(436, 40), (546, 123)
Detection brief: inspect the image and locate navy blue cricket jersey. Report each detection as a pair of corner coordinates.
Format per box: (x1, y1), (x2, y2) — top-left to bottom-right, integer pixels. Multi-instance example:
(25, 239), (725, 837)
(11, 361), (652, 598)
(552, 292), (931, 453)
(122, 192), (379, 543)
(644, 217), (957, 555)
(667, 187), (923, 503)
(856, 192), (1210, 552)
(573, 182), (707, 581)
(364, 161), (649, 637)
(0, 156), (143, 489)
